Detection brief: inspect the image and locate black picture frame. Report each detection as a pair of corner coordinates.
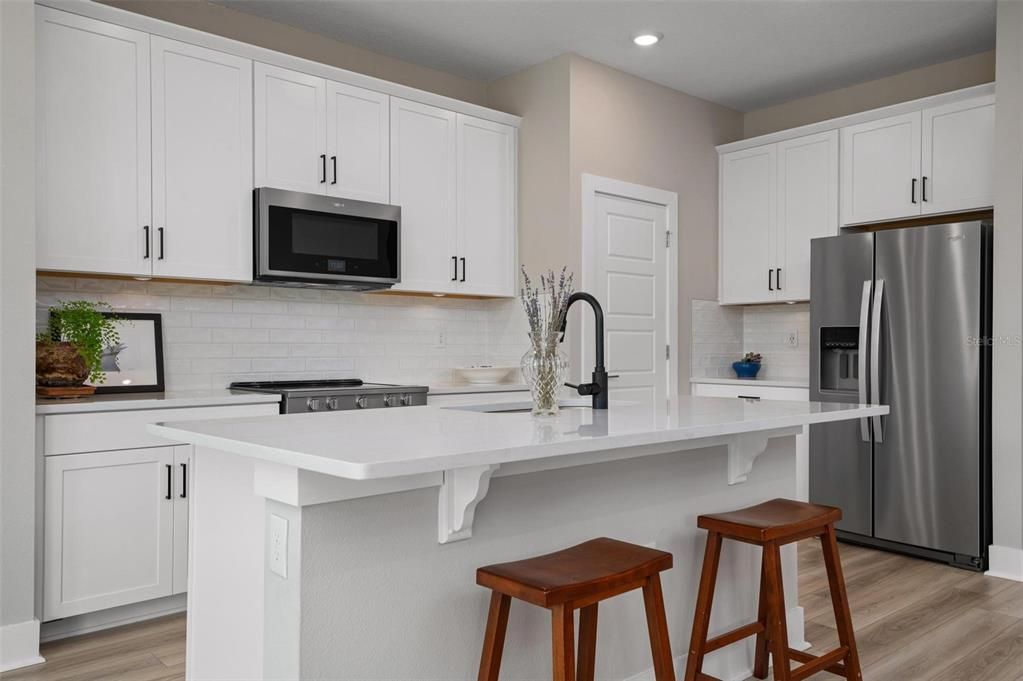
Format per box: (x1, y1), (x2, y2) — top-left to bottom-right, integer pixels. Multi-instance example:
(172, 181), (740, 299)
(90, 312), (165, 394)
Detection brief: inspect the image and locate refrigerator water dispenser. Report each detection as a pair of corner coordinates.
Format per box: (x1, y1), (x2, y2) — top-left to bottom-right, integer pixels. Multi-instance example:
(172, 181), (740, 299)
(820, 327), (859, 393)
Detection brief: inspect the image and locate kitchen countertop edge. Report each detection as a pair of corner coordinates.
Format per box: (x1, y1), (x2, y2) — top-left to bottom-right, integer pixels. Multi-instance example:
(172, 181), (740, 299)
(36, 390), (282, 415)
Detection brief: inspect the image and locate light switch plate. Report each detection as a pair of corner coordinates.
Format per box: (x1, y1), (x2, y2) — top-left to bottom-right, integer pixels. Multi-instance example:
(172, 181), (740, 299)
(269, 514), (288, 578)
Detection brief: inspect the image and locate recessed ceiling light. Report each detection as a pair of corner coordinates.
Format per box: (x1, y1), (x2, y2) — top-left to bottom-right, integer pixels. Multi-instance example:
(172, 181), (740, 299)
(633, 33), (662, 47)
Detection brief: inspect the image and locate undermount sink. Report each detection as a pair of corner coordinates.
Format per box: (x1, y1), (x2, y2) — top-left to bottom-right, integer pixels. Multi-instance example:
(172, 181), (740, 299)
(443, 401), (591, 414)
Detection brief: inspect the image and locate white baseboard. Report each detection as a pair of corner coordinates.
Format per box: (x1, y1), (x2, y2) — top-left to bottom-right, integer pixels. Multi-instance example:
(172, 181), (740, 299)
(40, 593), (187, 642)
(987, 544), (1023, 582)
(0, 619), (44, 673)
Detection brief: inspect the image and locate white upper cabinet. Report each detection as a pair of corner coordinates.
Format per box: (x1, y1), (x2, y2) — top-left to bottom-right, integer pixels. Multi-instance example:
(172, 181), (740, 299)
(44, 447), (175, 620)
(151, 37), (253, 281)
(390, 98), (459, 294)
(840, 111), (922, 225)
(456, 115), (517, 297)
(36, 9), (151, 277)
(921, 96), (995, 215)
(326, 81), (390, 203)
(776, 131), (839, 301)
(254, 63), (327, 194)
(719, 144), (777, 305)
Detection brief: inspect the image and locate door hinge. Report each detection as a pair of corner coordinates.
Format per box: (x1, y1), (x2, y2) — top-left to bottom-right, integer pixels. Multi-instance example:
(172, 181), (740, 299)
(666, 344), (670, 360)
(665, 230), (671, 248)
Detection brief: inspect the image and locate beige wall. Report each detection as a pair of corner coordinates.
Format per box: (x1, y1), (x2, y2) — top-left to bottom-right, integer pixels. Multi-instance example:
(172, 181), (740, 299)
(992, 1), (1023, 558)
(100, 0), (489, 106)
(744, 50), (995, 138)
(568, 56), (743, 389)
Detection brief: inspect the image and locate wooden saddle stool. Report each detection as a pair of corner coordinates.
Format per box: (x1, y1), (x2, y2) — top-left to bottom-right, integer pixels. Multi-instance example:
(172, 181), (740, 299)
(476, 537), (677, 681)
(684, 498), (862, 681)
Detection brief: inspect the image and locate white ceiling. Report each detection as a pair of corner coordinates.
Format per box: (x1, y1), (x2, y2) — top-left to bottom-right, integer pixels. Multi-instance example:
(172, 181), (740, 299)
(215, 0), (996, 111)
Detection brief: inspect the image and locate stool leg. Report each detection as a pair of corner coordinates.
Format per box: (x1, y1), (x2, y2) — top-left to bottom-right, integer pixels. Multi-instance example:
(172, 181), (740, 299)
(642, 573), (676, 681)
(552, 603), (576, 681)
(684, 531), (722, 681)
(577, 603), (598, 681)
(763, 542), (791, 681)
(478, 592), (511, 681)
(752, 553), (770, 679)
(821, 526), (863, 681)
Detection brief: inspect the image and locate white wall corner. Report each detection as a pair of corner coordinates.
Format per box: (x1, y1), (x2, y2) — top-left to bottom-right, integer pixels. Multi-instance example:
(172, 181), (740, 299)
(0, 619), (44, 673)
(987, 544), (1023, 582)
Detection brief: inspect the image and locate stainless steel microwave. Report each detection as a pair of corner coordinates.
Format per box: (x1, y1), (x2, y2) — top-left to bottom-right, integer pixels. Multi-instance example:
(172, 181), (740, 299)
(254, 188), (400, 290)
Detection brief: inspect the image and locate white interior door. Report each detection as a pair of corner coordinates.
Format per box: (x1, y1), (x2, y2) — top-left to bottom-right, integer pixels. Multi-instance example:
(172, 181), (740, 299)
(325, 81), (390, 203)
(921, 96), (995, 215)
(456, 114), (517, 297)
(151, 37), (253, 282)
(390, 98), (458, 293)
(254, 63), (326, 194)
(44, 448), (175, 620)
(35, 8), (151, 276)
(840, 111), (922, 225)
(776, 131), (839, 301)
(719, 144), (777, 304)
(584, 181), (673, 405)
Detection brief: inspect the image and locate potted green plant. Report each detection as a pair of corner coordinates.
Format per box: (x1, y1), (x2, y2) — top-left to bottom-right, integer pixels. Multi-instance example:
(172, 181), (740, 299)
(732, 352), (763, 379)
(36, 301), (121, 397)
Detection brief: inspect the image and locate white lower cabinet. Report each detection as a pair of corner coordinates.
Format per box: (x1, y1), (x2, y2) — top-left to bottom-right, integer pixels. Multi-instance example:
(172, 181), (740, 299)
(44, 447), (184, 620)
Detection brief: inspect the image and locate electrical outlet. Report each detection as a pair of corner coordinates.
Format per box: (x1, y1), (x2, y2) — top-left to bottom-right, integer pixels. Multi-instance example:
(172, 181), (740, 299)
(436, 331), (447, 347)
(786, 331), (799, 348)
(269, 514), (288, 579)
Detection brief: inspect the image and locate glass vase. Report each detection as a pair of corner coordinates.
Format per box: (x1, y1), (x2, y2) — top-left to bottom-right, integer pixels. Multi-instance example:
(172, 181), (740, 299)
(521, 343), (568, 416)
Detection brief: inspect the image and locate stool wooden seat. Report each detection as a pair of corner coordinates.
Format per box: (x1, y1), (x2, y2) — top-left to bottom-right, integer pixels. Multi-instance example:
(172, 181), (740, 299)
(477, 537), (676, 681)
(684, 499), (862, 681)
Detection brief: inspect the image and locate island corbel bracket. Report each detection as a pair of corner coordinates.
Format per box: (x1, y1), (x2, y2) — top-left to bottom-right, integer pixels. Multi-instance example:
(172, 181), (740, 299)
(726, 432), (772, 485)
(438, 464), (500, 544)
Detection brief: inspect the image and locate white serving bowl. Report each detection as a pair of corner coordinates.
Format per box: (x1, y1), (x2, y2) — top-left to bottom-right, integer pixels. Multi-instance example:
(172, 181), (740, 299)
(455, 366), (514, 385)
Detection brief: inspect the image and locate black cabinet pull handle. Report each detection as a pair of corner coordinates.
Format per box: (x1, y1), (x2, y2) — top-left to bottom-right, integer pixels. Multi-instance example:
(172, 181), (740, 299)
(158, 227), (165, 260)
(330, 156), (337, 185)
(180, 463), (187, 499)
(165, 464), (172, 500)
(768, 269), (773, 291)
(143, 226), (150, 259)
(460, 257), (466, 282)
(320, 154), (326, 183)
(451, 255), (458, 281)
(776, 268), (782, 290)
(911, 178), (917, 204)
(921, 176), (928, 202)
(737, 395), (761, 400)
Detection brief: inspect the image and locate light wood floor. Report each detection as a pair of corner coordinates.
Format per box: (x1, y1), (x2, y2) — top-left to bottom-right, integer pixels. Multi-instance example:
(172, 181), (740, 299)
(3, 542), (1022, 681)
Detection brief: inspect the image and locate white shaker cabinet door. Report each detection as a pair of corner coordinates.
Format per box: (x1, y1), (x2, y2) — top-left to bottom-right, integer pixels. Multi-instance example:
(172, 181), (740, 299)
(390, 98), (458, 294)
(326, 81), (390, 203)
(776, 131), (839, 301)
(840, 111), (922, 225)
(172, 446), (192, 595)
(719, 144), (777, 305)
(921, 96), (995, 216)
(254, 63), (327, 194)
(151, 37), (253, 282)
(44, 448), (175, 620)
(456, 115), (517, 297)
(36, 8), (151, 276)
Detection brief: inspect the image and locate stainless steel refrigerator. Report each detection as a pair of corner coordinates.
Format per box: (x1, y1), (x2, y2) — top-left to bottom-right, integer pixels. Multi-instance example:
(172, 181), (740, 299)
(809, 220), (992, 571)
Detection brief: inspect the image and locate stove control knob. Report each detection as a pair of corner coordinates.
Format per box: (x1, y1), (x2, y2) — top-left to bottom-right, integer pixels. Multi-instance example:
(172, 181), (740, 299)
(384, 394), (399, 407)
(354, 396), (368, 409)
(325, 397), (339, 411)
(306, 397), (324, 412)
(400, 393), (413, 407)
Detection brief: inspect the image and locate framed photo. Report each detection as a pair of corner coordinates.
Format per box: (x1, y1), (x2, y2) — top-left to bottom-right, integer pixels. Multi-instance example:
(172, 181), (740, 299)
(89, 312), (165, 394)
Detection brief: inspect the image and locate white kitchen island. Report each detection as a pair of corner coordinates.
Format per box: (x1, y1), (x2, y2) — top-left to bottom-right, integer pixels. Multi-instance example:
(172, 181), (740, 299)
(149, 396), (887, 681)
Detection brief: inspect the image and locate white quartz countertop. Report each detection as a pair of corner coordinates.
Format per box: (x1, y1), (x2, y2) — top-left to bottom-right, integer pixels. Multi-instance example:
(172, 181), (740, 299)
(36, 390), (282, 415)
(690, 377), (810, 389)
(150, 396), (887, 481)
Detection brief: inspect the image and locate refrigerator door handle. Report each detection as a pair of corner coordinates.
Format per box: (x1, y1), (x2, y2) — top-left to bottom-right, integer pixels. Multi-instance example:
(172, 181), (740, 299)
(871, 279), (885, 442)
(858, 280), (871, 441)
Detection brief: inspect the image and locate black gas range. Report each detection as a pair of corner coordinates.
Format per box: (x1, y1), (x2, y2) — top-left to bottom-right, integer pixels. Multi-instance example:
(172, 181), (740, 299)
(229, 379), (428, 414)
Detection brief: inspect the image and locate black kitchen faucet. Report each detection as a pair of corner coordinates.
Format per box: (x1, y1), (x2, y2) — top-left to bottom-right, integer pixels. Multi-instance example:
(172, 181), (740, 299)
(559, 292), (609, 410)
